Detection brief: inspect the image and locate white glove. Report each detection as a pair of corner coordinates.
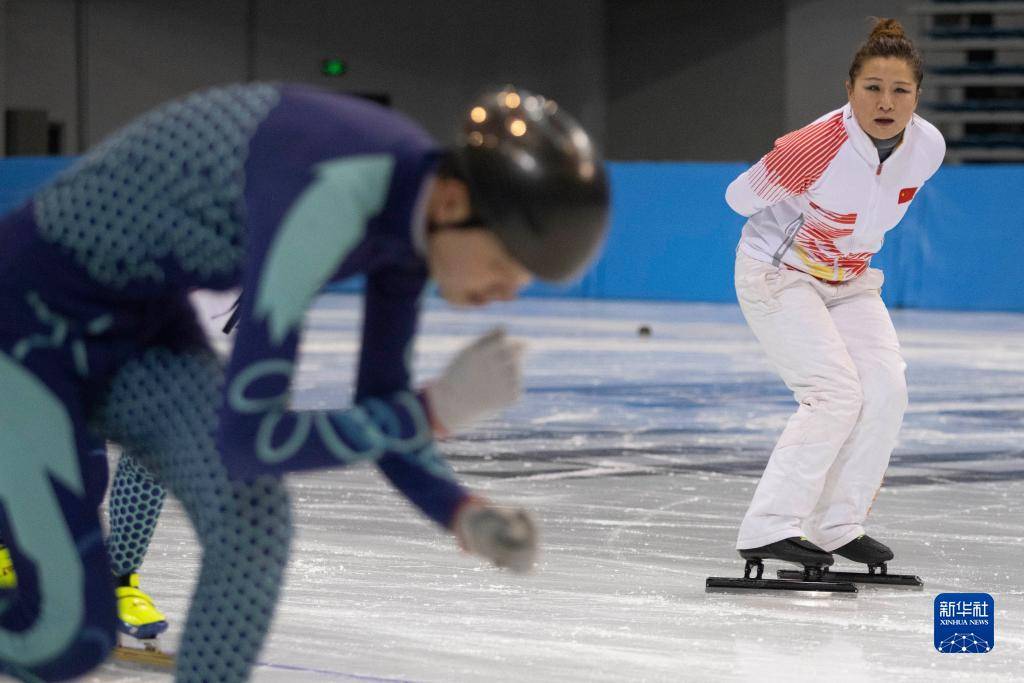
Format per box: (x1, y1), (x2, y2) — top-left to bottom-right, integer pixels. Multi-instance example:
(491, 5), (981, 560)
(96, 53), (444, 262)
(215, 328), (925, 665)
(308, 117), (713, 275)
(455, 500), (538, 574)
(424, 327), (524, 435)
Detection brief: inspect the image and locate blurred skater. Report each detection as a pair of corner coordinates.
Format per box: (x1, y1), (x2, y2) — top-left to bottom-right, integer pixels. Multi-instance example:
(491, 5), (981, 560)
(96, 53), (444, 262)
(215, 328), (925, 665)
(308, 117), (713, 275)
(0, 82), (608, 681)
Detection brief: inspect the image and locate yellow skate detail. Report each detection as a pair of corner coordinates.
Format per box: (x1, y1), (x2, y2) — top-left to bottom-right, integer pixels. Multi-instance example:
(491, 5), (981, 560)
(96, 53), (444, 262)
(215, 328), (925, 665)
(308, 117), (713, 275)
(116, 573), (168, 638)
(0, 545), (16, 589)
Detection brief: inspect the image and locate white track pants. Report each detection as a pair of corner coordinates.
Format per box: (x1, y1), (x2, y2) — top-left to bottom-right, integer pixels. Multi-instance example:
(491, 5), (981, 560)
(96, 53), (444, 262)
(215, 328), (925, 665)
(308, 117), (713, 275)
(734, 252), (907, 551)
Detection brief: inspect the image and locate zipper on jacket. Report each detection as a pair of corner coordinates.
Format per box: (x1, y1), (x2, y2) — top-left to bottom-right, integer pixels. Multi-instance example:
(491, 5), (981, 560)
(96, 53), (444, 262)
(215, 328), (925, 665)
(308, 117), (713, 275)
(865, 160), (884, 251)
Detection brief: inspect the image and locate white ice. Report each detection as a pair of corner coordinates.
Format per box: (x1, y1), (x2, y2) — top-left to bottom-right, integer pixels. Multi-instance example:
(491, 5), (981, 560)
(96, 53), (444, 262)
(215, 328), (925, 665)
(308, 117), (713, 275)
(74, 294), (1023, 682)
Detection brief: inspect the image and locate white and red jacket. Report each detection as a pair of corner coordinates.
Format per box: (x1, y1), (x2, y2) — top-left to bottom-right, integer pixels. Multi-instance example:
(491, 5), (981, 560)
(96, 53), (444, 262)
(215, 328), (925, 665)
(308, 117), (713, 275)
(726, 104), (945, 282)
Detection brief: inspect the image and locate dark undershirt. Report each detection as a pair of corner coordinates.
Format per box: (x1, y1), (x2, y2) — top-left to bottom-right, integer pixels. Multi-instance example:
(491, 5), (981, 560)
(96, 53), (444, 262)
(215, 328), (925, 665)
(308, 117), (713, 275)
(872, 131), (903, 163)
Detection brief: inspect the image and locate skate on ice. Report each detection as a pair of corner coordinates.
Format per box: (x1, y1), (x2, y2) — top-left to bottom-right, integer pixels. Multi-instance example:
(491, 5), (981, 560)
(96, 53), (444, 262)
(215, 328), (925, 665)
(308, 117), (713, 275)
(112, 638), (175, 671)
(776, 535), (923, 587)
(112, 573), (174, 669)
(706, 537), (857, 593)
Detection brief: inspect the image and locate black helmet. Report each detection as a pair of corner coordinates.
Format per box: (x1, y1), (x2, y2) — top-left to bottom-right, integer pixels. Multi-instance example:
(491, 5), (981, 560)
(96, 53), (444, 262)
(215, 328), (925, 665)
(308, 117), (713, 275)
(451, 86), (610, 283)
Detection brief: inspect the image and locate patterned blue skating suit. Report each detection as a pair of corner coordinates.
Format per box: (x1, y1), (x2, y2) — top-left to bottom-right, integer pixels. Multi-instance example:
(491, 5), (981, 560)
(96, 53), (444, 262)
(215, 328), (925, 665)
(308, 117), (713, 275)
(0, 83), (470, 682)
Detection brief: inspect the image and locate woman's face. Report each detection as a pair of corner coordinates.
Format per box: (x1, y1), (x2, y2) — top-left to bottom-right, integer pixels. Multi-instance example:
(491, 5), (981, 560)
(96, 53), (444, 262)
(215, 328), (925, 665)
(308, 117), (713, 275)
(425, 176), (533, 306)
(846, 56), (920, 139)
(427, 228), (532, 306)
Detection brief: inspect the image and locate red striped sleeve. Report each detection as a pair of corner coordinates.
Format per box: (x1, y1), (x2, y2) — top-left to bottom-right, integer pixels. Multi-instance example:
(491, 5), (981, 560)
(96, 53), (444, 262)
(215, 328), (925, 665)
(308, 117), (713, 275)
(747, 112), (847, 203)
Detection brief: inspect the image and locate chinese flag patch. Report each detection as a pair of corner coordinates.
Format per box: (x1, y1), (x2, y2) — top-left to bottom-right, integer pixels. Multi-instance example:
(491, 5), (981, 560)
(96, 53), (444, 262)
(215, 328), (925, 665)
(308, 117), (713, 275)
(898, 187), (918, 204)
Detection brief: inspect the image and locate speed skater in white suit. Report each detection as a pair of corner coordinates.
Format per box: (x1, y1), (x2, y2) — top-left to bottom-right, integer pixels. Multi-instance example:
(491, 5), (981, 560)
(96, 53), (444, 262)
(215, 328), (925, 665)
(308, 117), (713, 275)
(713, 18), (945, 589)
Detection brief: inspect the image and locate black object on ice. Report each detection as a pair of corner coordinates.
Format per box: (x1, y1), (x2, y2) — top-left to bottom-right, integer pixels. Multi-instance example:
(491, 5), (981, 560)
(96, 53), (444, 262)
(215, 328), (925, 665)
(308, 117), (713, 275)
(777, 535), (922, 587)
(706, 537), (857, 593)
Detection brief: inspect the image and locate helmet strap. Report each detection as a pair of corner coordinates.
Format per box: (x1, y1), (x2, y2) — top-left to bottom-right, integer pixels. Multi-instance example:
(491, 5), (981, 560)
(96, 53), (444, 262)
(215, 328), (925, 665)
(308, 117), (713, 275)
(427, 211), (488, 234)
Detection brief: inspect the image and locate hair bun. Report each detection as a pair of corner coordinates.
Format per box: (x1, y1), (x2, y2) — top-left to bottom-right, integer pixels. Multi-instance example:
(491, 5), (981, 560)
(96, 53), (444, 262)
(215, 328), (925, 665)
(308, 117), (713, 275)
(869, 17), (906, 41)
(849, 16), (922, 85)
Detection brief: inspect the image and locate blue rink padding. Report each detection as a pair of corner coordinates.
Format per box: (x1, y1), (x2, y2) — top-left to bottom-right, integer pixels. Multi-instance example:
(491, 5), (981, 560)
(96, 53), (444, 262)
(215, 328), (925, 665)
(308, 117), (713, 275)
(530, 161), (1024, 312)
(526, 162), (749, 303)
(2, 157), (1023, 312)
(869, 165), (1024, 312)
(0, 156), (75, 213)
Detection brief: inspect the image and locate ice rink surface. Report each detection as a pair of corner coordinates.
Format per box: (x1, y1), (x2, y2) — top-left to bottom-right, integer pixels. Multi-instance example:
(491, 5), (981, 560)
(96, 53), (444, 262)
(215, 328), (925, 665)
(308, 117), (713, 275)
(81, 293), (1022, 682)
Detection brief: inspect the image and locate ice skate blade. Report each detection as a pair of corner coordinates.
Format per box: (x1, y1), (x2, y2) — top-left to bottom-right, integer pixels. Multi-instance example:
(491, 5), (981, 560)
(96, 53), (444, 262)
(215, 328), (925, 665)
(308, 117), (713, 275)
(112, 643), (175, 670)
(706, 576), (857, 593)
(778, 569), (923, 587)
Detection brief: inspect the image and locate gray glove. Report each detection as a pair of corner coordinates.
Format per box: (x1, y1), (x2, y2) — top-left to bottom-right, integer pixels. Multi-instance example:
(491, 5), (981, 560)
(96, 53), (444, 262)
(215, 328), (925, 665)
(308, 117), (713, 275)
(455, 501), (538, 574)
(425, 328), (525, 435)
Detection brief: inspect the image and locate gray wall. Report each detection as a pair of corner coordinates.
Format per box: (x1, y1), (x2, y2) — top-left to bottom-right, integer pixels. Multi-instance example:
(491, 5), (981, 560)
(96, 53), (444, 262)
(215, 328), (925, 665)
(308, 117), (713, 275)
(0, 0), (605, 154)
(0, 0), (6, 150)
(85, 0), (250, 148)
(253, 0), (606, 149)
(0, 0), (922, 161)
(785, 0), (916, 133)
(604, 0), (917, 161)
(606, 0), (787, 161)
(3, 0), (78, 150)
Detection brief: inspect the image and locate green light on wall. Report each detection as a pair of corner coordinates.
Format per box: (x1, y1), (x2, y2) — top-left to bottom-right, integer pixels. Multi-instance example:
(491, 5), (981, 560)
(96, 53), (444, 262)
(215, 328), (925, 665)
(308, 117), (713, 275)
(321, 58), (348, 77)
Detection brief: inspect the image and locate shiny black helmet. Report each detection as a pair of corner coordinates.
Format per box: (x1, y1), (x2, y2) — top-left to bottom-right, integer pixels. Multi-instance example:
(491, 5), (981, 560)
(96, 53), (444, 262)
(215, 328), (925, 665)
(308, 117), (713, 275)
(449, 86), (610, 283)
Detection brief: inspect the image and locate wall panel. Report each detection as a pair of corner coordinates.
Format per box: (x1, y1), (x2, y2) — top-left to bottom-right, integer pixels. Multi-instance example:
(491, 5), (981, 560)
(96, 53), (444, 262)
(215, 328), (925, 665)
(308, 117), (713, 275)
(84, 0), (249, 146)
(606, 0), (787, 161)
(3, 0), (77, 151)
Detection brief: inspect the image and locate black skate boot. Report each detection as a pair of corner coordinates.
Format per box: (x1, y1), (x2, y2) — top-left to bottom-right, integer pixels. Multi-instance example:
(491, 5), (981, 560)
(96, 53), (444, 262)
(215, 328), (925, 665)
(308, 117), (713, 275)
(739, 537), (835, 570)
(778, 535), (922, 587)
(707, 537), (856, 593)
(834, 535), (894, 564)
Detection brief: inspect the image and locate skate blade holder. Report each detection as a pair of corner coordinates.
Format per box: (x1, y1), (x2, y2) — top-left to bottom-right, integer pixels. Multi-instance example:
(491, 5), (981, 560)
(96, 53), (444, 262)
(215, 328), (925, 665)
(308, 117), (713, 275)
(778, 562), (923, 588)
(706, 559), (858, 593)
(113, 635), (175, 670)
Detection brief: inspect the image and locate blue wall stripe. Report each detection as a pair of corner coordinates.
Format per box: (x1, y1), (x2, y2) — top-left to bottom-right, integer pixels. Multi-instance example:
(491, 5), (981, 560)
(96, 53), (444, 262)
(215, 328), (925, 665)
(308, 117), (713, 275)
(2, 157), (1022, 312)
